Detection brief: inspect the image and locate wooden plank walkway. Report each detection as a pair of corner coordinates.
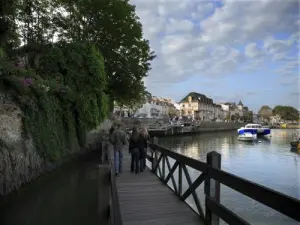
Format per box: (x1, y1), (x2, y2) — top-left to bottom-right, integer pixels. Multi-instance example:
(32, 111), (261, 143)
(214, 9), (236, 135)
(115, 151), (204, 225)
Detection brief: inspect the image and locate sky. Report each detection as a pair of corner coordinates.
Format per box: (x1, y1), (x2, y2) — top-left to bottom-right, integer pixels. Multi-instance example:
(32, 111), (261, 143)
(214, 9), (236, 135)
(130, 0), (300, 113)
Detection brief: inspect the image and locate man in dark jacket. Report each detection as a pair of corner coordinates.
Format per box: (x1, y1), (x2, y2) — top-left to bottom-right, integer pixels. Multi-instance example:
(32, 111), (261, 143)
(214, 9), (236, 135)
(111, 123), (128, 176)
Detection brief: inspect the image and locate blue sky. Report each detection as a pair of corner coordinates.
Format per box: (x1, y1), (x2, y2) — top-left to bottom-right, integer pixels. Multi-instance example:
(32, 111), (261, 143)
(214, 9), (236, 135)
(130, 0), (299, 113)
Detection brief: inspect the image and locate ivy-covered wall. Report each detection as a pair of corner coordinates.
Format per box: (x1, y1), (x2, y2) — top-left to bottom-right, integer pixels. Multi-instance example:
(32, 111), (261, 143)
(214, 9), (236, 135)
(0, 43), (109, 195)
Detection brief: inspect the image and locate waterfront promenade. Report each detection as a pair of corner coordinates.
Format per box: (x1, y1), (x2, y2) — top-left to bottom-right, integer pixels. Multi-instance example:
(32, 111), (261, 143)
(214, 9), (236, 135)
(99, 140), (300, 225)
(116, 152), (203, 225)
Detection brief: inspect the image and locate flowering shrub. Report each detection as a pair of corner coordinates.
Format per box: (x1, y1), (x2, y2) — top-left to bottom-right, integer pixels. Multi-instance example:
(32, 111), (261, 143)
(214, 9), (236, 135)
(21, 78), (33, 87)
(0, 43), (108, 162)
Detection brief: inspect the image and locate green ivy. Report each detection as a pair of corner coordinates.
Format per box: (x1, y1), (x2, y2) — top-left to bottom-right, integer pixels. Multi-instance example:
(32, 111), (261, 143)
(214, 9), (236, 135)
(0, 43), (108, 162)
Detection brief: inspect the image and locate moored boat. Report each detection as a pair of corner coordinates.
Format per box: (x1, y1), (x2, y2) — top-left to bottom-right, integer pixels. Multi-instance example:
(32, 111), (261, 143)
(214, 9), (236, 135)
(238, 124), (271, 137)
(237, 128), (257, 142)
(290, 134), (300, 149)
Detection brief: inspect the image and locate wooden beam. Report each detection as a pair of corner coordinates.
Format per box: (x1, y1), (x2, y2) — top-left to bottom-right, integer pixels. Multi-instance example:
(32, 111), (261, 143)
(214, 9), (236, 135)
(206, 197), (250, 225)
(181, 164), (205, 219)
(181, 172), (207, 201)
(205, 151), (221, 225)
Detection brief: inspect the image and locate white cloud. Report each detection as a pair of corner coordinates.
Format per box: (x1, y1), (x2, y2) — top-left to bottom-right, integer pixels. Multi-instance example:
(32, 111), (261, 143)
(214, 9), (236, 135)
(131, 0), (299, 100)
(166, 18), (194, 34)
(245, 43), (264, 59)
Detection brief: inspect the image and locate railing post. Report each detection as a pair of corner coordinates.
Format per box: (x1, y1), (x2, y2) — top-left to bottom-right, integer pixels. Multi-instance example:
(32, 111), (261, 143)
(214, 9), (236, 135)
(98, 165), (111, 225)
(152, 137), (158, 173)
(178, 163), (182, 197)
(162, 153), (165, 180)
(205, 151), (221, 225)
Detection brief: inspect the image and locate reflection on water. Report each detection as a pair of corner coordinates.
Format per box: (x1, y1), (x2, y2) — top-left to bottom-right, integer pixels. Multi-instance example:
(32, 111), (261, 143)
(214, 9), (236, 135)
(159, 129), (300, 225)
(0, 151), (101, 225)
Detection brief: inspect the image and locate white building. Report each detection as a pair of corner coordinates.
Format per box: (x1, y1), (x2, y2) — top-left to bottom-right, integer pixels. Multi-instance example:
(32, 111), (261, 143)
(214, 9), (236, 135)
(220, 103), (230, 112)
(213, 104), (225, 121)
(134, 96), (175, 118)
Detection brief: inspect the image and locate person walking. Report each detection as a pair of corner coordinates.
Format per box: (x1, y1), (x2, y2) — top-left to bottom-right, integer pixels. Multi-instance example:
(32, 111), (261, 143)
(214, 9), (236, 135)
(111, 123), (127, 176)
(140, 127), (150, 172)
(129, 127), (141, 174)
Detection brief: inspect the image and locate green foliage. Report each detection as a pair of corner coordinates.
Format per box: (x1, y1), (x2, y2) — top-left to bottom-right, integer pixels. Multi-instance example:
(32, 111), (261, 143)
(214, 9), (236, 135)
(258, 105), (273, 119)
(38, 42), (107, 130)
(0, 0), (20, 51)
(3, 0), (154, 107)
(52, 0), (155, 105)
(1, 0), (153, 161)
(273, 105), (299, 121)
(0, 43), (108, 162)
(226, 113), (230, 121)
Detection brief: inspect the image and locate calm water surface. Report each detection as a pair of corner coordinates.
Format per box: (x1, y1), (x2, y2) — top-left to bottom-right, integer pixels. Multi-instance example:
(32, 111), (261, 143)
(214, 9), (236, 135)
(0, 151), (101, 225)
(158, 129), (300, 225)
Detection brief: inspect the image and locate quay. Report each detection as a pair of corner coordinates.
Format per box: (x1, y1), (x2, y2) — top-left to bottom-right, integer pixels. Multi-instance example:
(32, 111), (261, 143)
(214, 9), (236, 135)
(122, 119), (244, 137)
(99, 139), (300, 225)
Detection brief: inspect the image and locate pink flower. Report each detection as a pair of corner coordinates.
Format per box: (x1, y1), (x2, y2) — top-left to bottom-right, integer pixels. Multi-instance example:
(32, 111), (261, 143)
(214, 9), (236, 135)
(21, 78), (33, 87)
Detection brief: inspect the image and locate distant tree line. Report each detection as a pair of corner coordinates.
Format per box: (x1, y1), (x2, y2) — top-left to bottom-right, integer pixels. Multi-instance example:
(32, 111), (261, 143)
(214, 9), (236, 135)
(258, 105), (299, 121)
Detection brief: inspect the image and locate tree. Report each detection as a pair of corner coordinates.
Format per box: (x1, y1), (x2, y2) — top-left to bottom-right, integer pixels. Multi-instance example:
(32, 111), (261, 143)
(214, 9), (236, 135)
(169, 106), (178, 117)
(273, 105), (299, 121)
(226, 113), (230, 121)
(0, 0), (20, 52)
(230, 114), (235, 121)
(258, 105), (273, 120)
(52, 0), (155, 106)
(2, 0), (154, 108)
(247, 111), (253, 122)
(235, 113), (240, 121)
(16, 0), (55, 45)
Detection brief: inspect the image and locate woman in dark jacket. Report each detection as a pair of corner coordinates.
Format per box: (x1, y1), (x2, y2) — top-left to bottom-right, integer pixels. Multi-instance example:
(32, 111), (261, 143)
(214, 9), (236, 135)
(129, 127), (141, 174)
(139, 127), (150, 172)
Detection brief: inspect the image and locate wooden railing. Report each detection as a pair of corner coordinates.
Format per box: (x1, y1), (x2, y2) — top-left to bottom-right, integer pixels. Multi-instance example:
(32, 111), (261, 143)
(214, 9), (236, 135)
(97, 141), (122, 225)
(146, 138), (300, 225)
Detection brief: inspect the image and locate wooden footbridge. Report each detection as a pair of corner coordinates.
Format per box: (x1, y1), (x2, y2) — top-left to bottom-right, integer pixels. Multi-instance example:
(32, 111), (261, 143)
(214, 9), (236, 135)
(98, 138), (300, 225)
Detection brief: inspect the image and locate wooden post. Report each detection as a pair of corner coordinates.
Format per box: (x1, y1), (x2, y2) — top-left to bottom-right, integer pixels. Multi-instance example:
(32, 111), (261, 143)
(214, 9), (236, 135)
(152, 137), (158, 172)
(178, 163), (182, 197)
(205, 151), (221, 225)
(98, 165), (111, 225)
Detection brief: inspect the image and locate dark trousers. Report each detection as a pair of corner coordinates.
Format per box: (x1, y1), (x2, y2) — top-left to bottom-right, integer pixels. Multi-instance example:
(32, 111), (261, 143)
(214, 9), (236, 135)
(130, 148), (140, 173)
(139, 148), (146, 172)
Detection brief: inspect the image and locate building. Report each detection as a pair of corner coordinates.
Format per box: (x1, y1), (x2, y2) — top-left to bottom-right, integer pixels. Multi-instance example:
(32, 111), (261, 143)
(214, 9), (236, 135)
(270, 115), (281, 125)
(220, 102), (231, 113)
(134, 96), (178, 118)
(213, 104), (225, 121)
(179, 92), (214, 120)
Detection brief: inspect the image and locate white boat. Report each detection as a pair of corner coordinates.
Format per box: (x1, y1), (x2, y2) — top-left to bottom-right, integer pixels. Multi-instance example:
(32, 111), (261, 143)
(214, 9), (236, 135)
(238, 124), (271, 137)
(237, 129), (257, 142)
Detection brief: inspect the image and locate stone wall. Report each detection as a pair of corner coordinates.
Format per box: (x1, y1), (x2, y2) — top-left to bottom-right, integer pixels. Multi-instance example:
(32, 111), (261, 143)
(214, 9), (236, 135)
(0, 92), (112, 196)
(0, 92), (44, 196)
(197, 121), (243, 129)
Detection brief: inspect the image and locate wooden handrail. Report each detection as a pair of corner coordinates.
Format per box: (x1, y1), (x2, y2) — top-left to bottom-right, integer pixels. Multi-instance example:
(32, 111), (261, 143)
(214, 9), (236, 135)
(98, 141), (123, 225)
(147, 142), (300, 224)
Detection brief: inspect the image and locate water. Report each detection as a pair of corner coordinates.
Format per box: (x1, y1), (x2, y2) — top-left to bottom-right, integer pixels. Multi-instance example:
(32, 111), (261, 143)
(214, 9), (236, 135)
(0, 151), (101, 225)
(0, 130), (299, 225)
(158, 129), (300, 225)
